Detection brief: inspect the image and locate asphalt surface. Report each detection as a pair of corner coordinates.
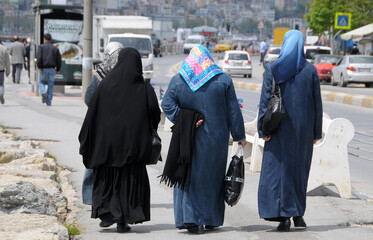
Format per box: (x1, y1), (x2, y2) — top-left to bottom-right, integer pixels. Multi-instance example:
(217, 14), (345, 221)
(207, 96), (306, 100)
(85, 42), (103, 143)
(0, 63), (373, 239)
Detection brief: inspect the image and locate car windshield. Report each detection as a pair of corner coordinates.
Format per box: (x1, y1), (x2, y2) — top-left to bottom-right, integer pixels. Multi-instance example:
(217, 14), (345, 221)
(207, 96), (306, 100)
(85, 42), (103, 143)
(218, 40), (231, 44)
(110, 37), (152, 54)
(269, 48), (281, 54)
(305, 49), (330, 59)
(317, 56), (341, 64)
(349, 57), (373, 64)
(228, 53), (248, 60)
(186, 38), (201, 44)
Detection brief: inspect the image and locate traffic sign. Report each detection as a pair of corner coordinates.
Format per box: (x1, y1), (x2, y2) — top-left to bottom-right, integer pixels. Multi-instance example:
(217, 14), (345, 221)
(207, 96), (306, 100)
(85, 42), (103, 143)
(258, 20), (264, 29)
(335, 12), (351, 29)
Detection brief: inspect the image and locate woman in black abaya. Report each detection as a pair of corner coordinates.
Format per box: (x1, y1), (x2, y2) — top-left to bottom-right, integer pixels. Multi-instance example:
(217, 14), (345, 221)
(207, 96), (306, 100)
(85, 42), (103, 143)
(79, 47), (161, 233)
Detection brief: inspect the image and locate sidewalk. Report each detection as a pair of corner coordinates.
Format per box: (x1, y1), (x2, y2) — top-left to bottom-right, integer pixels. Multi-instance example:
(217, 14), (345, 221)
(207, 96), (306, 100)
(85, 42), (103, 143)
(1, 73), (373, 239)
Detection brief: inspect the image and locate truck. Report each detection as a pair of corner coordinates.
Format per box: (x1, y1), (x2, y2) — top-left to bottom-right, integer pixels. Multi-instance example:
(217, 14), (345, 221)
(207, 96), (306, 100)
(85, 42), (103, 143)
(93, 15), (154, 81)
(273, 27), (291, 46)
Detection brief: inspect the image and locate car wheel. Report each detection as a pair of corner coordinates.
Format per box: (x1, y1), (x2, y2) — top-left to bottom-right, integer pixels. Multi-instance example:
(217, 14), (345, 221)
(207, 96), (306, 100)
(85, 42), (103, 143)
(248, 74), (252, 78)
(340, 74), (347, 87)
(243, 75), (247, 77)
(365, 83), (372, 88)
(331, 75), (337, 86)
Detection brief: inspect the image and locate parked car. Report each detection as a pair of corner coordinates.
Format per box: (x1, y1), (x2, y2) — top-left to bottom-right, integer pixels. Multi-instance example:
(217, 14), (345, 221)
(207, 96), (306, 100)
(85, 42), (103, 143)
(218, 50), (252, 78)
(331, 55), (373, 87)
(311, 54), (342, 83)
(263, 46), (281, 66)
(214, 39), (234, 53)
(304, 46), (331, 62)
(183, 35), (205, 54)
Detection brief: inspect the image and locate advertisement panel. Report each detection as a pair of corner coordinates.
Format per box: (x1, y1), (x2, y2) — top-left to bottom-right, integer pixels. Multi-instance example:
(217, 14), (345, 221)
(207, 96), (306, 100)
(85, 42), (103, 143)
(43, 19), (83, 85)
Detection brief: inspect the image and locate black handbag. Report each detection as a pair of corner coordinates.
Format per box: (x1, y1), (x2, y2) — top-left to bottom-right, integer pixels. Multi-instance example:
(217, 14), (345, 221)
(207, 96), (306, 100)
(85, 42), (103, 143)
(262, 77), (285, 136)
(224, 145), (245, 206)
(145, 85), (162, 165)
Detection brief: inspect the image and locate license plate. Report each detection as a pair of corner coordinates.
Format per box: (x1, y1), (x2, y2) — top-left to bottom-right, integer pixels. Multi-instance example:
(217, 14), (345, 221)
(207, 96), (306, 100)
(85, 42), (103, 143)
(359, 68), (371, 72)
(234, 62), (243, 66)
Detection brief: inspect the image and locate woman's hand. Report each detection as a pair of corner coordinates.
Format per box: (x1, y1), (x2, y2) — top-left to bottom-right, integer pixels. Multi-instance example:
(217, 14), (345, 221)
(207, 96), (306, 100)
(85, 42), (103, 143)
(238, 140), (247, 148)
(196, 119), (203, 128)
(263, 135), (271, 141)
(313, 139), (320, 144)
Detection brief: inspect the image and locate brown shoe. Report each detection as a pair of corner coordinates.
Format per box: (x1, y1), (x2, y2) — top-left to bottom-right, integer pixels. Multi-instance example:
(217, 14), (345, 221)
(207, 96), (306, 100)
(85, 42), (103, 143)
(42, 93), (46, 103)
(0, 95), (4, 104)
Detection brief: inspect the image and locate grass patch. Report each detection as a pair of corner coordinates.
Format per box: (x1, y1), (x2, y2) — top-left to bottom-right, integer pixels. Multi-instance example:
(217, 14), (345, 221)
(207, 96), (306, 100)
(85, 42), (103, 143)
(1, 126), (9, 134)
(64, 223), (81, 236)
(48, 154), (57, 161)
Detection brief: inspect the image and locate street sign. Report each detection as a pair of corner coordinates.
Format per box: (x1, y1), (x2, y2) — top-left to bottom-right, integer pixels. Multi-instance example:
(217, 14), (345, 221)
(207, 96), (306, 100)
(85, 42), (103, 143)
(258, 20), (264, 29)
(335, 12), (351, 30)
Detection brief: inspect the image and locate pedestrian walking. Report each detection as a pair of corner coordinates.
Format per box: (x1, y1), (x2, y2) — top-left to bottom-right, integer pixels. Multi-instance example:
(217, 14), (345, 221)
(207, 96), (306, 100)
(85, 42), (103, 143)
(36, 33), (62, 106)
(79, 47), (161, 233)
(257, 30), (323, 231)
(81, 41), (123, 206)
(24, 38), (31, 82)
(350, 43), (360, 55)
(9, 36), (25, 84)
(0, 42), (10, 104)
(161, 46), (246, 234)
(259, 39), (267, 65)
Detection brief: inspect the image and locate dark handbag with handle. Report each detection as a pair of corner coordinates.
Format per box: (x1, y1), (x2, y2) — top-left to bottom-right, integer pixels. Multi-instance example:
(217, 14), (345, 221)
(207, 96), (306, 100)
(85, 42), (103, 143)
(224, 145), (245, 206)
(145, 85), (162, 165)
(262, 77), (285, 136)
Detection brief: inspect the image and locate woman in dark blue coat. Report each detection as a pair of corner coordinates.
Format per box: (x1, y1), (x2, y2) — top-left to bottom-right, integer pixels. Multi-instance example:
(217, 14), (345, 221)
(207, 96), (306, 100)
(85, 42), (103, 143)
(162, 46), (246, 234)
(257, 30), (323, 231)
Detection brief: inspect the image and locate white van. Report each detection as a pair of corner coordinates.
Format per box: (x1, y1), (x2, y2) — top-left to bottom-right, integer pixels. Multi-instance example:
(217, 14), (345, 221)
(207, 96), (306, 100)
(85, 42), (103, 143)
(108, 33), (154, 81)
(183, 35), (206, 54)
(304, 46), (331, 62)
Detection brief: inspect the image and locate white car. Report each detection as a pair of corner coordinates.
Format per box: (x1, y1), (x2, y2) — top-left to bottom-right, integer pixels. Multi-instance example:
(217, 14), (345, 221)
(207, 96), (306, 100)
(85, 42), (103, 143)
(183, 35), (206, 54)
(304, 46), (331, 62)
(263, 46), (281, 66)
(219, 50), (252, 78)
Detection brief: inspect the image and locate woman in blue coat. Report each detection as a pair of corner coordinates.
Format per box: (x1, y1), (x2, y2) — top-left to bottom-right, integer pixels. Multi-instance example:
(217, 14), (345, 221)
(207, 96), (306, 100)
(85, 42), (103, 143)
(257, 30), (323, 231)
(162, 46), (246, 234)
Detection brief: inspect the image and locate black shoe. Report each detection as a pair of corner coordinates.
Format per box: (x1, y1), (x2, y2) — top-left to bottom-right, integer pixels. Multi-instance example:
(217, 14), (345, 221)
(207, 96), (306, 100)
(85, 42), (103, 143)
(99, 220), (114, 228)
(42, 93), (46, 103)
(187, 225), (204, 234)
(293, 216), (307, 228)
(117, 222), (131, 233)
(205, 225), (217, 230)
(277, 218), (291, 232)
(0, 95), (4, 104)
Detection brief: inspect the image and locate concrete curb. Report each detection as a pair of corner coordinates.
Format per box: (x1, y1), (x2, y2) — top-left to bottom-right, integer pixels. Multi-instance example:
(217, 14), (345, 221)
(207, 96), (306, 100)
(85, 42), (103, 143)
(233, 81), (373, 109)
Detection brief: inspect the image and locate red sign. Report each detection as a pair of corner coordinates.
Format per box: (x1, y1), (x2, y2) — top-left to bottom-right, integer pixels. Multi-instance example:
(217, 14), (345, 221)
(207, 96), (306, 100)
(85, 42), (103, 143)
(258, 20), (264, 29)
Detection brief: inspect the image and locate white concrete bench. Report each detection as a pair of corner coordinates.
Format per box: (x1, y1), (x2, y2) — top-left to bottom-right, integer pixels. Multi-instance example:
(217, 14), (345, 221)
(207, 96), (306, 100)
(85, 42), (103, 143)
(231, 112), (354, 198)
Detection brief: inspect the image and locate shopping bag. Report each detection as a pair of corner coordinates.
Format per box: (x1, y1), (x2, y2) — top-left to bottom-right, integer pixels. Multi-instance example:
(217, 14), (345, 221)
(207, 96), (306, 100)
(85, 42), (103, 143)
(224, 145), (245, 206)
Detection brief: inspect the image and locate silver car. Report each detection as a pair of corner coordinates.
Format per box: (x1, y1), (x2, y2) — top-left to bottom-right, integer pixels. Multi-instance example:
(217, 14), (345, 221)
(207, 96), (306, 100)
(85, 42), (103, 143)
(219, 50), (252, 78)
(331, 55), (373, 87)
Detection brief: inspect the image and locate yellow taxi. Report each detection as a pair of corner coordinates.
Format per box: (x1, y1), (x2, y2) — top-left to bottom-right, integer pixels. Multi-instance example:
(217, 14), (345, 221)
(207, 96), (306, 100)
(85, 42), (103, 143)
(214, 39), (233, 52)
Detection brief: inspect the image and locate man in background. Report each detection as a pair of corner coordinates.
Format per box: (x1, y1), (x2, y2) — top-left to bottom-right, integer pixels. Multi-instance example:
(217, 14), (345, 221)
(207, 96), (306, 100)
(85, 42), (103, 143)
(0, 42), (10, 104)
(9, 36), (25, 84)
(36, 33), (61, 106)
(259, 39), (267, 65)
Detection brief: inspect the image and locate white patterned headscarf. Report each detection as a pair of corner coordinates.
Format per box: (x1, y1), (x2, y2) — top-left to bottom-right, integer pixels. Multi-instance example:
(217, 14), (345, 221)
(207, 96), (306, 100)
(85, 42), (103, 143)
(94, 42), (123, 81)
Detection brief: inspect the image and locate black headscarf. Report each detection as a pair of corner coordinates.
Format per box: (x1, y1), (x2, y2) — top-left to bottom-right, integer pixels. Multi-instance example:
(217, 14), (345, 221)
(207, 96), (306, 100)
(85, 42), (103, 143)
(79, 47), (160, 168)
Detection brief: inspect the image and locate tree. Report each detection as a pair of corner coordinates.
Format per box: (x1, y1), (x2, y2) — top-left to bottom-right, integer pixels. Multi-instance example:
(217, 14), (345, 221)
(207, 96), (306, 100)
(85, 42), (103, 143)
(305, 0), (373, 35)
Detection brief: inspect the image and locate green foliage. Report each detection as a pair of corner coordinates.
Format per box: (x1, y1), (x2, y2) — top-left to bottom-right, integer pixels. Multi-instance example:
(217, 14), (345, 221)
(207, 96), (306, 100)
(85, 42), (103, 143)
(64, 223), (81, 236)
(236, 19), (259, 34)
(305, 0), (373, 34)
(48, 154), (57, 161)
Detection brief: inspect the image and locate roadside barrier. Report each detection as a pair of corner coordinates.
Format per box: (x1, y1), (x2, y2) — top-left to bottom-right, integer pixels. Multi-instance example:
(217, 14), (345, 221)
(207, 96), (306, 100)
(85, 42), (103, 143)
(231, 112), (354, 198)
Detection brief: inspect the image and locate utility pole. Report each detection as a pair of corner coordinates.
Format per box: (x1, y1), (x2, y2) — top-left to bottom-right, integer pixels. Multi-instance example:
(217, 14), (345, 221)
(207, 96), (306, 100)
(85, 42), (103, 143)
(82, 0), (93, 101)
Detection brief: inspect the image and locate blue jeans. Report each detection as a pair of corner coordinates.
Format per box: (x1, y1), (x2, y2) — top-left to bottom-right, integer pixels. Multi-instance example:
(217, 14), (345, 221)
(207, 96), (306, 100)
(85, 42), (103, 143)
(82, 168), (93, 205)
(39, 68), (56, 105)
(0, 71), (4, 96)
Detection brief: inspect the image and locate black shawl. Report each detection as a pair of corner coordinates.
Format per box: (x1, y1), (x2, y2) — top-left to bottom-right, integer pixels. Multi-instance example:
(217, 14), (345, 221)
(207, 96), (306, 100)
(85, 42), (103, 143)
(79, 47), (161, 168)
(160, 109), (203, 191)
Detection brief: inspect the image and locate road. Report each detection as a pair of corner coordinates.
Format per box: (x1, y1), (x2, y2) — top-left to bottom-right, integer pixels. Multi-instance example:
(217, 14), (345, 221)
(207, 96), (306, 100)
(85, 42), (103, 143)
(152, 53), (373, 199)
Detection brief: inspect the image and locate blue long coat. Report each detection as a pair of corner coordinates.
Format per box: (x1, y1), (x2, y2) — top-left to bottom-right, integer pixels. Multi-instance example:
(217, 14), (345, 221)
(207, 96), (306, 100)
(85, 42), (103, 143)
(257, 62), (323, 219)
(162, 73), (245, 228)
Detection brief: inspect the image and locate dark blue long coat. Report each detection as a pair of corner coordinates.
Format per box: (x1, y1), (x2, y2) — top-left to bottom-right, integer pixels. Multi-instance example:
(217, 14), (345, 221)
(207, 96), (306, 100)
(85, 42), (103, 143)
(257, 62), (323, 219)
(162, 73), (245, 228)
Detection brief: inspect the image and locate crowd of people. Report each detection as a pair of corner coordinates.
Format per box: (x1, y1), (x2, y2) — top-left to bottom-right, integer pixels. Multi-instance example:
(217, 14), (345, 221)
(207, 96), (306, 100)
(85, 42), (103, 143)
(78, 29), (323, 235)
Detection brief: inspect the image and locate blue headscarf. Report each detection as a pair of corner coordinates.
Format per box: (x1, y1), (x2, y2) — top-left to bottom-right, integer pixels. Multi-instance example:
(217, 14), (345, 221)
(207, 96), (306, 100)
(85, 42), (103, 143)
(271, 30), (308, 84)
(179, 46), (223, 92)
